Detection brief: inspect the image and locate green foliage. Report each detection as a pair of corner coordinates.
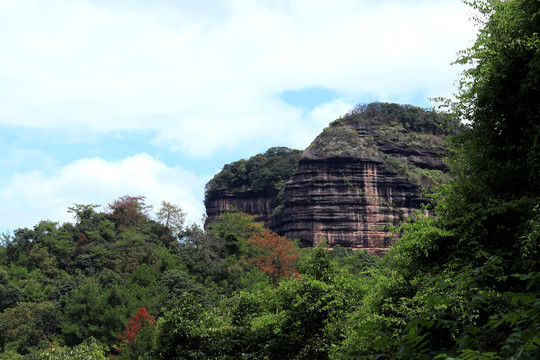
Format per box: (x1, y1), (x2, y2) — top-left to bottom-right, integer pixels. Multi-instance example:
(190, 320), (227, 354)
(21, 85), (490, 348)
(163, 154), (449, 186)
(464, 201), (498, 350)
(451, 0), (540, 200)
(0, 301), (58, 355)
(334, 102), (460, 136)
(156, 200), (186, 237)
(34, 338), (108, 360)
(234, 247), (367, 360)
(0, 269), (23, 312)
(335, 2), (540, 359)
(210, 209), (266, 256)
(314, 126), (370, 158)
(151, 294), (238, 360)
(176, 224), (226, 283)
(388, 215), (455, 275)
(205, 147), (302, 198)
(329, 245), (381, 275)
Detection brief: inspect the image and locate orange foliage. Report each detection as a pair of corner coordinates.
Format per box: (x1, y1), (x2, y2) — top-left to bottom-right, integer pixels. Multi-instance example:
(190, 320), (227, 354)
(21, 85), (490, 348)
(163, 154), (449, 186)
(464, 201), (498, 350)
(248, 230), (300, 280)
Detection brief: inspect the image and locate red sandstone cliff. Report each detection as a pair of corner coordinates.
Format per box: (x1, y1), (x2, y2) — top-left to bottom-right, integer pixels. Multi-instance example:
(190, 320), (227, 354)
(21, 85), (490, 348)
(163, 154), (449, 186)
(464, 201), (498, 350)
(205, 103), (456, 250)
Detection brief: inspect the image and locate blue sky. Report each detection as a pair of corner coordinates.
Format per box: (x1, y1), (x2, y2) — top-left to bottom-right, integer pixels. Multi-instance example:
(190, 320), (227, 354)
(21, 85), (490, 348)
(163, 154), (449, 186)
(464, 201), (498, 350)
(0, 0), (476, 234)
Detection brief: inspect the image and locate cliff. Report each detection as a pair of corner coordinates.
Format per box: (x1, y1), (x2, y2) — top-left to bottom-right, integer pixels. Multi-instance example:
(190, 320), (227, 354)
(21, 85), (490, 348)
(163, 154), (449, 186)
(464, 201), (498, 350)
(205, 147), (302, 227)
(205, 103), (458, 251)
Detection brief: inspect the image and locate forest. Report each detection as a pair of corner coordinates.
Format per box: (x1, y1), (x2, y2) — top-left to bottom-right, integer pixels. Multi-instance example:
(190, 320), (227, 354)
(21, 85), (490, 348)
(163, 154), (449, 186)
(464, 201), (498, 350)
(0, 0), (539, 358)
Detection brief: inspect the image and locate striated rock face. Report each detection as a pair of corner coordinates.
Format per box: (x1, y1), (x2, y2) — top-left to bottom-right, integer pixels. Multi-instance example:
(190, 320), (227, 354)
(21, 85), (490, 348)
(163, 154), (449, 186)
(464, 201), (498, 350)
(205, 103), (457, 251)
(205, 189), (279, 228)
(204, 147), (302, 227)
(276, 159), (422, 249)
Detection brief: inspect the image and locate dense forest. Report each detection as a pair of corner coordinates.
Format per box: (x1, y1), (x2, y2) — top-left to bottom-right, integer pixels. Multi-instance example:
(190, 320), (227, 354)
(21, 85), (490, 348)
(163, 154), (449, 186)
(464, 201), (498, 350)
(1, 0), (539, 358)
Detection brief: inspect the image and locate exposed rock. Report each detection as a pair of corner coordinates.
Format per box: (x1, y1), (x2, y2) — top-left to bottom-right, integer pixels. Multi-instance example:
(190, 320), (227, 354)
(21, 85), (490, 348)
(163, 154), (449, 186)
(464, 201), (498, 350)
(205, 189), (279, 228)
(205, 103), (458, 250)
(204, 147), (302, 227)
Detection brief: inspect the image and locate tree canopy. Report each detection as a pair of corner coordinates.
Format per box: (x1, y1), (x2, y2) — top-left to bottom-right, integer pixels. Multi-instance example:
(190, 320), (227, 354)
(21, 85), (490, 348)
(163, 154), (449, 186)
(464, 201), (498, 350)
(332, 102), (461, 135)
(204, 147), (302, 199)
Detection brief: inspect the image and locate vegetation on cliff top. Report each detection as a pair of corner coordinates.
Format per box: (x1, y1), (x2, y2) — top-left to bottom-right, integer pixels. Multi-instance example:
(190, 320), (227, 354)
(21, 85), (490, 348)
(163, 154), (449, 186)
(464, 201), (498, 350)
(334, 102), (460, 135)
(318, 102), (459, 155)
(204, 146), (302, 199)
(311, 102), (458, 190)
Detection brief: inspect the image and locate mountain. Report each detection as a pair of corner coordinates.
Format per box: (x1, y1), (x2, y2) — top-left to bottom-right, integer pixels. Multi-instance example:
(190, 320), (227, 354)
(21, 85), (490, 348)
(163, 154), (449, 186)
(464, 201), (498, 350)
(205, 102), (459, 251)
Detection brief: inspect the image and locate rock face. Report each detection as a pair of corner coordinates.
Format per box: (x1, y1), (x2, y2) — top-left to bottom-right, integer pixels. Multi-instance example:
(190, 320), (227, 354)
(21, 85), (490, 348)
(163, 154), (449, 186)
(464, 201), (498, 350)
(276, 159), (421, 249)
(205, 189), (279, 228)
(204, 147), (302, 227)
(205, 103), (456, 250)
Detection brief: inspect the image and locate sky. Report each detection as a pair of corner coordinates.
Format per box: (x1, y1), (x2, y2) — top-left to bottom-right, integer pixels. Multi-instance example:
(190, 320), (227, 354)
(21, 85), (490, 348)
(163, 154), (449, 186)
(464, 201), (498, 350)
(0, 0), (477, 235)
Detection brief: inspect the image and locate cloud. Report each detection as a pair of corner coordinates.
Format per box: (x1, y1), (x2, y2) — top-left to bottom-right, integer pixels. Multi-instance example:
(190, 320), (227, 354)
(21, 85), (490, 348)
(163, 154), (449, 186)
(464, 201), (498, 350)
(0, 153), (208, 231)
(0, 0), (476, 157)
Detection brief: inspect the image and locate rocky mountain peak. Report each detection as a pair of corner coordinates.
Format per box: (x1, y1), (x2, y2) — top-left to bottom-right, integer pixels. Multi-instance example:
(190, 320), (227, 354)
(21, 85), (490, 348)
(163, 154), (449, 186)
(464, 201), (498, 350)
(205, 102), (459, 252)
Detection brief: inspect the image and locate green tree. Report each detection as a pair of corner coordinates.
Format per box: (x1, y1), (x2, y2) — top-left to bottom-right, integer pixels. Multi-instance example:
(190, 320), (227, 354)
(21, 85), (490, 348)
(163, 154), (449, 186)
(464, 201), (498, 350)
(434, 0), (540, 268)
(205, 147), (302, 197)
(177, 224), (226, 282)
(451, 0), (539, 200)
(68, 204), (101, 223)
(0, 270), (23, 312)
(338, 1), (540, 358)
(231, 246), (366, 359)
(210, 209), (266, 256)
(0, 301), (58, 355)
(34, 338), (108, 360)
(156, 200), (186, 237)
(150, 294), (237, 360)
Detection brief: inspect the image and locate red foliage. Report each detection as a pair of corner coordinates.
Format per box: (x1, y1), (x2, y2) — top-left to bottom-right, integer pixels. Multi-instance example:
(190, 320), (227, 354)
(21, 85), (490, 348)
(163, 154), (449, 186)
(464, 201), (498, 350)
(75, 233), (89, 250)
(107, 195), (152, 229)
(118, 307), (156, 346)
(248, 230), (300, 280)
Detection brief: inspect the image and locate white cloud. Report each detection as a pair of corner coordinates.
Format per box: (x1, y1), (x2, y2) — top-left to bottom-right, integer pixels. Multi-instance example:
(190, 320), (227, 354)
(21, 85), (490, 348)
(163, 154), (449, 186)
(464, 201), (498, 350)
(0, 0), (478, 232)
(0, 153), (208, 231)
(0, 0), (476, 157)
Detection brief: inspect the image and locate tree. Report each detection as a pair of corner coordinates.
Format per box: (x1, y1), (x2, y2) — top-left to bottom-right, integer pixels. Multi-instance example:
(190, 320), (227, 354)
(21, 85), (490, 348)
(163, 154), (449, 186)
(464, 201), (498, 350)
(150, 294), (236, 360)
(0, 301), (58, 355)
(227, 246), (366, 360)
(450, 0), (539, 200)
(337, 1), (540, 358)
(210, 209), (266, 255)
(176, 224), (227, 283)
(116, 307), (156, 360)
(435, 0), (540, 264)
(155, 201), (185, 237)
(106, 196), (152, 229)
(204, 147), (302, 197)
(0, 270), (23, 312)
(248, 231), (300, 281)
(34, 338), (108, 360)
(67, 204), (100, 223)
